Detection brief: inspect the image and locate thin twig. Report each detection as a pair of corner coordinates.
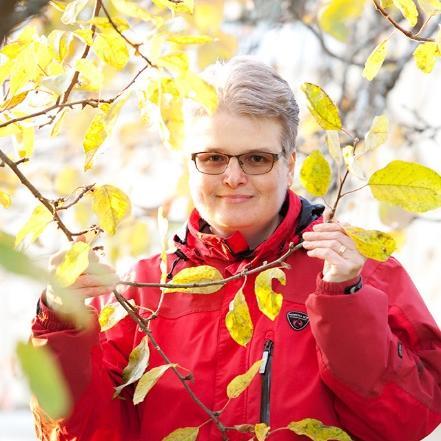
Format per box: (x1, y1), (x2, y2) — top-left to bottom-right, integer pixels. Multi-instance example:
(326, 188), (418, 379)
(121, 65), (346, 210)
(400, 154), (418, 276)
(0, 148), (74, 240)
(57, 184), (96, 210)
(372, 0), (433, 42)
(61, 0), (101, 104)
(112, 290), (229, 440)
(118, 242), (305, 290)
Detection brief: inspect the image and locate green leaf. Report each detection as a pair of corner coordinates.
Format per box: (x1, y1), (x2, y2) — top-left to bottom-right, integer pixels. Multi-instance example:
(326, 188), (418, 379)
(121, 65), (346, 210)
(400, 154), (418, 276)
(255, 268), (285, 321)
(92, 185), (131, 235)
(392, 0), (418, 26)
(16, 341), (72, 420)
(301, 83), (342, 130)
(362, 40), (389, 81)
(225, 289), (253, 346)
(15, 205), (53, 247)
(368, 160), (441, 213)
(288, 418), (352, 441)
(226, 359), (262, 399)
(413, 42), (440, 73)
(162, 427), (199, 441)
(344, 226), (396, 261)
(55, 241), (90, 287)
(133, 364), (176, 405)
(164, 265), (223, 294)
(300, 150), (332, 197)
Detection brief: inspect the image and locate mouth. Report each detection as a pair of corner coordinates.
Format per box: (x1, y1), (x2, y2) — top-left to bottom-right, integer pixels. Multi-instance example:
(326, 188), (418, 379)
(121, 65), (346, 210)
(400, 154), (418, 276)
(217, 195), (254, 202)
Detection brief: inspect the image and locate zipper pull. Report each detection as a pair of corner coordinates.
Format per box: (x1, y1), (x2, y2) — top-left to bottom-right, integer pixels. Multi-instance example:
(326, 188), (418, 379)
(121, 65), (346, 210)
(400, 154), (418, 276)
(259, 339), (273, 374)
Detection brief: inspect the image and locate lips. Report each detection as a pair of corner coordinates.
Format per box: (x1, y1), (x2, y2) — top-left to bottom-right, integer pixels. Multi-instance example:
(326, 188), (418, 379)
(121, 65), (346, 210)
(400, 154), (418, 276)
(218, 195), (253, 202)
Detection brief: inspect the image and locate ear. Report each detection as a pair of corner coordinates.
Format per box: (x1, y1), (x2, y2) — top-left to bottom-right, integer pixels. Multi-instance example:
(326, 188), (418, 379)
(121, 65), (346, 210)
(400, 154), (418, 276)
(287, 152), (296, 186)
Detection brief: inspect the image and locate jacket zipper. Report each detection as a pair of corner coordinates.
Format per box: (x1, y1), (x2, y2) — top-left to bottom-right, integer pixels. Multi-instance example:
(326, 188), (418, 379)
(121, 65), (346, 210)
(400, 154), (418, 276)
(259, 339), (273, 425)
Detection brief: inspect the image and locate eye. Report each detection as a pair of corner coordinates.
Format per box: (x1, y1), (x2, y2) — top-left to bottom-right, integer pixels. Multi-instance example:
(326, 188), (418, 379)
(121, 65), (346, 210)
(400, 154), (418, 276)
(197, 153), (227, 163)
(245, 153), (272, 164)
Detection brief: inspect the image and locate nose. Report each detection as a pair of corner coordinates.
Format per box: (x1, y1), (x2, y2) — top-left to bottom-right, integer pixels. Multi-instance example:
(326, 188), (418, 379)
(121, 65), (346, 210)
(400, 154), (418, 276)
(222, 157), (248, 188)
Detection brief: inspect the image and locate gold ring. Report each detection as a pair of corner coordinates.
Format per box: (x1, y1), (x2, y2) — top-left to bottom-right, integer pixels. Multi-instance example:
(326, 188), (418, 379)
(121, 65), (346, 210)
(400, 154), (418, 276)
(338, 245), (346, 255)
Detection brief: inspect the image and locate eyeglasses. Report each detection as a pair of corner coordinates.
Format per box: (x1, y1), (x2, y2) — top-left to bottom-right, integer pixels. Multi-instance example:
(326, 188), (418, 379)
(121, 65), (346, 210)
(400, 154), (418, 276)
(191, 151), (280, 175)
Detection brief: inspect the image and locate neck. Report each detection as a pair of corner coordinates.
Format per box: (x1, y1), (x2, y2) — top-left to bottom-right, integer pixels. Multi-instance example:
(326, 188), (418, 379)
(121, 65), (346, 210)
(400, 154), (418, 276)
(210, 214), (282, 249)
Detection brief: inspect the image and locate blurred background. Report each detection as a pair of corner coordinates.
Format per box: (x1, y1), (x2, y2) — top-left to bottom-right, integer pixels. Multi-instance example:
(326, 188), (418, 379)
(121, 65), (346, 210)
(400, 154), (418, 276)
(1, 0), (440, 439)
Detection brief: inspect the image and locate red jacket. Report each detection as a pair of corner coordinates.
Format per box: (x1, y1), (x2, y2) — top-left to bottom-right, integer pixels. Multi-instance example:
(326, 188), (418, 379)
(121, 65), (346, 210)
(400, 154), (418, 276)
(32, 191), (441, 441)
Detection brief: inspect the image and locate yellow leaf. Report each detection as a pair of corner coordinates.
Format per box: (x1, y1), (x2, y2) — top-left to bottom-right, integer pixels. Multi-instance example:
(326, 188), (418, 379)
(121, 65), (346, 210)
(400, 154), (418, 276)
(110, 0), (156, 22)
(300, 150), (332, 197)
(363, 115), (389, 153)
(255, 423), (270, 441)
(99, 299), (135, 331)
(51, 109), (67, 138)
(74, 29), (94, 46)
(133, 364), (176, 405)
(93, 31), (129, 70)
(197, 31), (237, 69)
(194, 0), (224, 33)
(89, 16), (130, 33)
(0, 92), (28, 112)
(152, 0), (194, 14)
(92, 185), (131, 235)
(362, 39), (389, 81)
(381, 0), (393, 7)
(162, 427), (199, 441)
(369, 160), (441, 212)
(55, 166), (81, 197)
(9, 45), (38, 95)
(164, 265), (223, 294)
(128, 219), (149, 256)
(75, 59), (103, 91)
(344, 226), (396, 261)
(418, 0), (441, 14)
(325, 131), (342, 166)
(227, 359), (262, 399)
(392, 0), (418, 26)
(15, 205), (53, 247)
(413, 42), (440, 73)
(342, 145), (365, 179)
(14, 125), (34, 158)
(301, 83), (342, 130)
(288, 418), (352, 441)
(83, 112), (108, 171)
(0, 190), (11, 208)
(16, 341), (72, 420)
(225, 289), (253, 346)
(255, 268), (285, 321)
(175, 71), (218, 114)
(168, 34), (213, 45)
(48, 30), (72, 62)
(55, 242), (91, 287)
(114, 336), (150, 397)
(437, 26), (441, 53)
(319, 0), (367, 42)
(159, 94), (185, 150)
(61, 0), (89, 25)
(157, 52), (190, 74)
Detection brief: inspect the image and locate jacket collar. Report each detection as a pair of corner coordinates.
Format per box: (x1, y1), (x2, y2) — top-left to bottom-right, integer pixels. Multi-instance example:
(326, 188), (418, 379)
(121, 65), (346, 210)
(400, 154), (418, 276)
(173, 191), (324, 265)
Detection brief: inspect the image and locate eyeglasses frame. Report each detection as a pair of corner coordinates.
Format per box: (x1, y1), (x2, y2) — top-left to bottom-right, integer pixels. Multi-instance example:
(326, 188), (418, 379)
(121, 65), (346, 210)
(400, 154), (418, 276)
(190, 151), (281, 175)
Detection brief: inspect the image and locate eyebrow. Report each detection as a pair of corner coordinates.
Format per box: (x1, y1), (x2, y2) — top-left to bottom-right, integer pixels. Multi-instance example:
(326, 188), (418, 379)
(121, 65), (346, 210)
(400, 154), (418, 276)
(198, 148), (278, 154)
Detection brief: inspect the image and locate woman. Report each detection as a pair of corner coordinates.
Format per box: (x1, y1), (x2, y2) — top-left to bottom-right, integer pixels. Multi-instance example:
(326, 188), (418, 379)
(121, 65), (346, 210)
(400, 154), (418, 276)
(32, 57), (441, 441)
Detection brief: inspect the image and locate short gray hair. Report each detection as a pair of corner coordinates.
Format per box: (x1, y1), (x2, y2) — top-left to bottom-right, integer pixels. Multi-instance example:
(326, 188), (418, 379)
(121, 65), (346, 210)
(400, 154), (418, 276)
(191, 56), (299, 155)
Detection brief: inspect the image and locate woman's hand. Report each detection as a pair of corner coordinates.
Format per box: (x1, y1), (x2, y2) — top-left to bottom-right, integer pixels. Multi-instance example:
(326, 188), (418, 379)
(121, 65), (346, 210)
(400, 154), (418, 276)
(44, 237), (119, 311)
(302, 221), (366, 283)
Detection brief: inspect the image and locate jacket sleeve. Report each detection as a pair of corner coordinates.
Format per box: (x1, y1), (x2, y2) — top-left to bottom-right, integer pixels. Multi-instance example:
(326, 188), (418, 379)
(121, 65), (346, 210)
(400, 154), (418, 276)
(31, 287), (140, 441)
(305, 257), (441, 441)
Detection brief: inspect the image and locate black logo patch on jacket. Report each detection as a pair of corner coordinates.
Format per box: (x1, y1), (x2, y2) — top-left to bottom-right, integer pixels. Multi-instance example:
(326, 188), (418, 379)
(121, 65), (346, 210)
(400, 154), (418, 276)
(287, 311), (309, 331)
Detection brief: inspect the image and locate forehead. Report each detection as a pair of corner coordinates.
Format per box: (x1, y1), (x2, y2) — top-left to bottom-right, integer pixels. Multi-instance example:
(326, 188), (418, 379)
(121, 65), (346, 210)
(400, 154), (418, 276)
(185, 111), (282, 154)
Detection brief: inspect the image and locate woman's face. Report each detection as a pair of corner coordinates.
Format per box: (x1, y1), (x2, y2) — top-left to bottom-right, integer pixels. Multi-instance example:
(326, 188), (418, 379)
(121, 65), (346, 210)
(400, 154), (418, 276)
(187, 111), (295, 247)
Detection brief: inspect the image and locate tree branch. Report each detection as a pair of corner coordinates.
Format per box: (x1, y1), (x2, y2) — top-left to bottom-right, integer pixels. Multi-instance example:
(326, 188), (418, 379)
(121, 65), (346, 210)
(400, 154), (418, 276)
(372, 0), (434, 42)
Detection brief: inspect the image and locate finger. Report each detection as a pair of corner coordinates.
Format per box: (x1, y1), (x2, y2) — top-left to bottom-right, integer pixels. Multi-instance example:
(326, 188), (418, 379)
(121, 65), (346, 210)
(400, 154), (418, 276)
(302, 231), (353, 246)
(302, 239), (355, 255)
(72, 273), (118, 289)
(312, 222), (346, 232)
(305, 247), (346, 265)
(70, 286), (115, 298)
